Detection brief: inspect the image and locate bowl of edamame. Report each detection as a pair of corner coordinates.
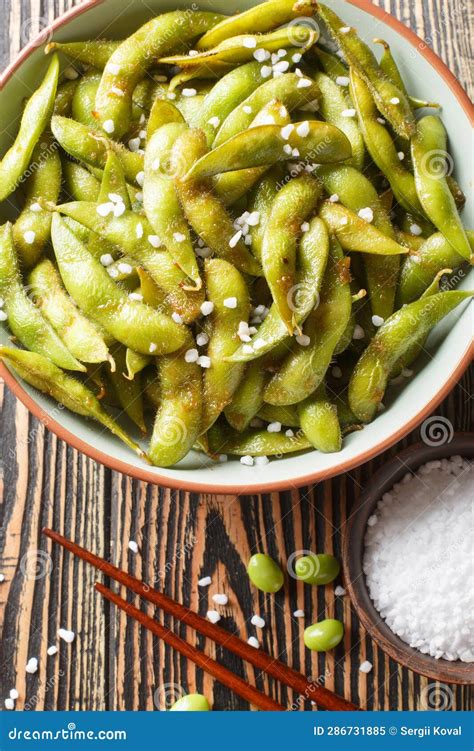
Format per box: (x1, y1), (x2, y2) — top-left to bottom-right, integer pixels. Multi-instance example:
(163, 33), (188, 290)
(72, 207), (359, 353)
(0, 0), (472, 492)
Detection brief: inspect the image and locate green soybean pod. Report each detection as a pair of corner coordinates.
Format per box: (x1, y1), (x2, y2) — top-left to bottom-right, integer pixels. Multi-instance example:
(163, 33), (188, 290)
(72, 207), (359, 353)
(63, 160), (100, 202)
(213, 73), (321, 147)
(264, 237), (352, 406)
(0, 55), (59, 201)
(148, 334), (202, 467)
(298, 384), (342, 453)
(105, 343), (146, 433)
(247, 167), (285, 263)
(146, 99), (185, 140)
(172, 128), (262, 277)
(247, 553), (284, 593)
(51, 116), (144, 185)
(294, 552), (340, 584)
(54, 201), (204, 323)
(304, 619), (344, 652)
(45, 40), (120, 69)
(228, 216), (329, 363)
(207, 422), (311, 456)
(261, 173), (322, 334)
(144, 123), (200, 287)
(214, 99), (291, 206)
(316, 164), (399, 320)
(0, 346), (148, 462)
(0, 222), (84, 372)
(201, 258), (250, 432)
(71, 70), (102, 128)
(50, 214), (186, 356)
(312, 71), (365, 171)
(411, 116), (472, 262)
(316, 3), (414, 139)
(348, 290), (473, 423)
(185, 121), (352, 179)
(224, 360), (268, 432)
(13, 134), (62, 269)
(319, 202), (407, 256)
(169, 694), (211, 712)
(398, 230), (474, 304)
(28, 259), (111, 366)
(258, 403), (300, 428)
(197, 0), (317, 49)
(54, 79), (78, 117)
(125, 348), (150, 381)
(94, 10), (224, 138)
(160, 26), (317, 69)
(191, 61), (264, 143)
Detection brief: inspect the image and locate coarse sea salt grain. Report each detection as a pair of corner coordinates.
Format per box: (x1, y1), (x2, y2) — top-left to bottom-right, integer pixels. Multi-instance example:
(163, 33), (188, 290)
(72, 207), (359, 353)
(364, 457), (474, 663)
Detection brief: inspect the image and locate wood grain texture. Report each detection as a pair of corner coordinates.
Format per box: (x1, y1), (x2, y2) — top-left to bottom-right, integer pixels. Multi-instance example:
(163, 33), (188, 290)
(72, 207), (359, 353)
(0, 0), (473, 713)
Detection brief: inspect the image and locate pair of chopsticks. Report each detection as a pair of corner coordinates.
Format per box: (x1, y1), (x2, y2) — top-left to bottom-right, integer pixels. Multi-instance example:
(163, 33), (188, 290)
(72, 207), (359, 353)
(43, 528), (359, 712)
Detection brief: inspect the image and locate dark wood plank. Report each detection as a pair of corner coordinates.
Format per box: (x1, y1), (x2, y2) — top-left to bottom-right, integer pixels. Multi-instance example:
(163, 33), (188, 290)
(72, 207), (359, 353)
(0, 0), (472, 713)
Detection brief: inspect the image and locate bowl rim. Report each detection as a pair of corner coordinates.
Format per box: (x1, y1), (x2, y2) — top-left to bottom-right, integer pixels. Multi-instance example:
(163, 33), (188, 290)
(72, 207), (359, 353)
(0, 0), (473, 493)
(342, 433), (474, 685)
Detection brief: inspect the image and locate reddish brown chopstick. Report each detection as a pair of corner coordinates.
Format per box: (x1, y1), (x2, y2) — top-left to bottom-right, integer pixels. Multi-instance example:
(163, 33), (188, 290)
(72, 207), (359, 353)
(43, 528), (359, 711)
(96, 582), (284, 711)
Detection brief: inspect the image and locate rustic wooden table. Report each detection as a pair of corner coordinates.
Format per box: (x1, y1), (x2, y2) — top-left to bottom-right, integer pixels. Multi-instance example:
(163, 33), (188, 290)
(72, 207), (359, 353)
(0, 0), (472, 713)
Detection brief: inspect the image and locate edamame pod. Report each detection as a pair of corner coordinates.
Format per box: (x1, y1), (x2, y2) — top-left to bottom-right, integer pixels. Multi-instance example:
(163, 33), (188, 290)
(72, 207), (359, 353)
(298, 383), (342, 452)
(208, 422), (311, 456)
(71, 70), (102, 129)
(53, 80), (78, 117)
(258, 403), (300, 427)
(105, 343), (146, 433)
(201, 258), (250, 432)
(0, 222), (84, 372)
(229, 216), (329, 362)
(214, 73), (321, 147)
(398, 230), (474, 304)
(28, 259), (111, 366)
(0, 55), (59, 201)
(172, 128), (262, 277)
(0, 346), (147, 461)
(319, 202), (407, 256)
(146, 100), (184, 140)
(185, 121), (352, 179)
(262, 173), (322, 334)
(169, 694), (211, 712)
(316, 3), (415, 138)
(125, 348), (150, 380)
(316, 164), (399, 319)
(374, 39), (439, 110)
(63, 160), (100, 201)
(144, 123), (200, 287)
(192, 61), (264, 142)
(224, 360), (268, 432)
(45, 40), (120, 69)
(94, 11), (224, 138)
(51, 116), (144, 184)
(264, 236), (352, 405)
(149, 334), (202, 467)
(349, 69), (425, 217)
(50, 215), (186, 356)
(348, 290), (474, 422)
(88, 150), (132, 262)
(247, 167), (285, 262)
(13, 134), (62, 268)
(197, 0), (317, 50)
(160, 26), (317, 69)
(312, 71), (364, 170)
(214, 100), (291, 206)
(411, 116), (472, 262)
(54, 201), (204, 323)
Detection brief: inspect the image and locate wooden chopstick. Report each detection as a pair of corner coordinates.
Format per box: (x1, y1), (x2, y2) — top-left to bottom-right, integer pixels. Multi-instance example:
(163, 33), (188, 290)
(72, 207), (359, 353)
(96, 582), (285, 711)
(43, 528), (359, 711)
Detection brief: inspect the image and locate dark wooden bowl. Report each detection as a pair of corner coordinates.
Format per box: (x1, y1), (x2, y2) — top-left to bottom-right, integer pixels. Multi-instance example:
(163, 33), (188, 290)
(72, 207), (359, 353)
(343, 432), (474, 685)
